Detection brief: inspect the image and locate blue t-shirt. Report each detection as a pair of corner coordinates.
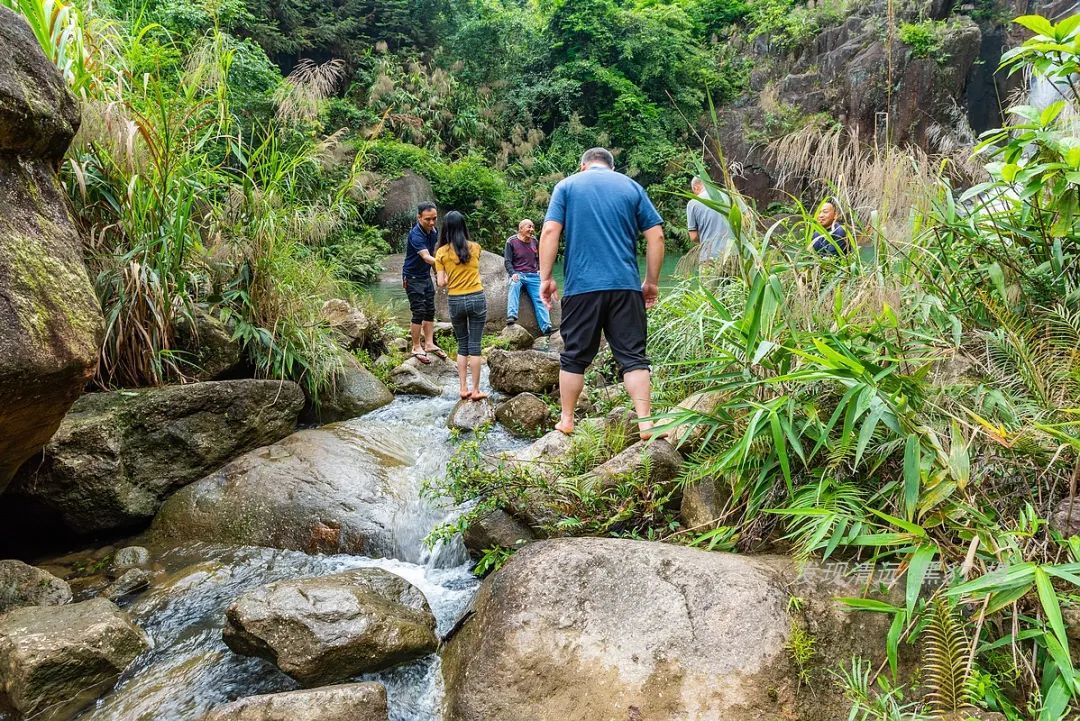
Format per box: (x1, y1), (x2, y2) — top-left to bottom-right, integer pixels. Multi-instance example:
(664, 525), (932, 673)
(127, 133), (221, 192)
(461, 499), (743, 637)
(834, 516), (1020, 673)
(545, 166), (663, 297)
(403, 223), (437, 278)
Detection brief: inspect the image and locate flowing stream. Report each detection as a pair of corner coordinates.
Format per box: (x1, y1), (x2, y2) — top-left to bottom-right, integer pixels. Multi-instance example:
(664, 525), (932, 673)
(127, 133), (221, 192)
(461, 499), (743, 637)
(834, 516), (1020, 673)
(74, 372), (524, 721)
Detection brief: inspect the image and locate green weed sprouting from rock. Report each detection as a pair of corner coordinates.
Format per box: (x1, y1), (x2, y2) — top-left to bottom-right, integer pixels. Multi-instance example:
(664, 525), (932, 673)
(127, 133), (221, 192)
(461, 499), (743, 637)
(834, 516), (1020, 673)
(784, 619), (817, 688)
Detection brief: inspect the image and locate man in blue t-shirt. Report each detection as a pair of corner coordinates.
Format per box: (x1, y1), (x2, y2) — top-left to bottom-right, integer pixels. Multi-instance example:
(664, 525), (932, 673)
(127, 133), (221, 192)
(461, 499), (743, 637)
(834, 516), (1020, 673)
(402, 202), (447, 364)
(539, 147), (666, 438)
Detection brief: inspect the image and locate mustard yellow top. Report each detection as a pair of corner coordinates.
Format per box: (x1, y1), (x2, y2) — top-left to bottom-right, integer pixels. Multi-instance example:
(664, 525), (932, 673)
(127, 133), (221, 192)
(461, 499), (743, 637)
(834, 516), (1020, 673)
(435, 242), (484, 296)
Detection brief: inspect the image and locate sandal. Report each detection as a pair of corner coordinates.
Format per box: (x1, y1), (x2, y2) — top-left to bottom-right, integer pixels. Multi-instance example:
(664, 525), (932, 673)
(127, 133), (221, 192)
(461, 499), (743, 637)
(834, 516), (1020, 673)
(411, 351), (432, 365)
(426, 347), (449, 361)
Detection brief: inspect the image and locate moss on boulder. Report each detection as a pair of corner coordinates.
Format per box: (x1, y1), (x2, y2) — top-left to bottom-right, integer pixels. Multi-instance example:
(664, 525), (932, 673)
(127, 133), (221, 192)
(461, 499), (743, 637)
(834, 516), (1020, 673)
(0, 8), (103, 491)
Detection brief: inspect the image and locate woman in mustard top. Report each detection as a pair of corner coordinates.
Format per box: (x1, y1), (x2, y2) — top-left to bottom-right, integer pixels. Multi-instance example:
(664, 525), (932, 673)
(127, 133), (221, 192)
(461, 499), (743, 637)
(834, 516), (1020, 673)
(435, 211), (488, 400)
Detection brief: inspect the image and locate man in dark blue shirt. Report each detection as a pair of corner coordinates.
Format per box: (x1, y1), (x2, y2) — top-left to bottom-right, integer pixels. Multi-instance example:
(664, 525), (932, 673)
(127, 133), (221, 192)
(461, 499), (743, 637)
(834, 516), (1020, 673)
(402, 202), (446, 363)
(539, 147), (666, 438)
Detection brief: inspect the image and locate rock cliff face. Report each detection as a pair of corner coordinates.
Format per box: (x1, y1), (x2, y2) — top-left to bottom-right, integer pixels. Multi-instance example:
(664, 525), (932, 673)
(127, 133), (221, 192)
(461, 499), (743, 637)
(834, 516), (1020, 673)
(0, 8), (102, 490)
(711, 0), (1025, 204)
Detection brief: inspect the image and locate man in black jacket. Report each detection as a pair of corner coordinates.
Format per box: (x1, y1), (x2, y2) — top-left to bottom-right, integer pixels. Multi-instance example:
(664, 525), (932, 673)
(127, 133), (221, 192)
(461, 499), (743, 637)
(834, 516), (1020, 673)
(504, 218), (553, 335)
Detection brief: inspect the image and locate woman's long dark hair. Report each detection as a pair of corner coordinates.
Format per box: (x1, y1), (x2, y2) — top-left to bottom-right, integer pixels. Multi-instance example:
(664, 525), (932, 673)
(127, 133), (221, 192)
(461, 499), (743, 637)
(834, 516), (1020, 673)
(440, 210), (471, 264)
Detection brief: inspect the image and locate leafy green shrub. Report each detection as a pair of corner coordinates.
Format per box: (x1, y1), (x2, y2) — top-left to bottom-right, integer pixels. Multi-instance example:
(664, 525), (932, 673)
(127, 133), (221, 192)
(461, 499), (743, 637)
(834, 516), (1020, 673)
(898, 20), (945, 60)
(320, 225), (390, 285)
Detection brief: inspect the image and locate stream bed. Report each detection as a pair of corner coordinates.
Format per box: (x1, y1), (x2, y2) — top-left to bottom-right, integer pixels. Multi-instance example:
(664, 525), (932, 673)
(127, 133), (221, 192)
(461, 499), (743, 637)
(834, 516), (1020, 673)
(68, 373), (523, 721)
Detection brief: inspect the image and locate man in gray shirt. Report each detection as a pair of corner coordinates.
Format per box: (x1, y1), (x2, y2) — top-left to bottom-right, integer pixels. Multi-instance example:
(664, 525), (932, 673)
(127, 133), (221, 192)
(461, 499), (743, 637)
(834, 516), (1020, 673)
(686, 176), (734, 263)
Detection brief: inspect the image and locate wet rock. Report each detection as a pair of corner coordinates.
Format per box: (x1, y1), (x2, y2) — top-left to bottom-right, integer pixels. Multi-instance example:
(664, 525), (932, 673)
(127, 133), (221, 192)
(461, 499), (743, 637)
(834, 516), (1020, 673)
(321, 299), (371, 350)
(9, 380), (305, 534)
(195, 682), (389, 721)
(448, 399), (495, 432)
(223, 569), (437, 686)
(305, 356), (393, 424)
(104, 568), (151, 601)
(0, 8), (102, 490)
(0, 598), (150, 721)
(497, 324), (534, 351)
(0, 560), (71, 613)
(463, 510), (536, 555)
(388, 355), (454, 396)
(174, 306), (242, 381)
(109, 546), (151, 578)
(495, 393), (552, 437)
(487, 349), (560, 395)
(442, 538), (907, 721)
(152, 426), (412, 558)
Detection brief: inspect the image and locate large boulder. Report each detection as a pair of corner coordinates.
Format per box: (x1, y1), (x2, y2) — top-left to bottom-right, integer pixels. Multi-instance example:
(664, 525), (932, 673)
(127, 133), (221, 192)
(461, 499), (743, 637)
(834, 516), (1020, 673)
(382, 251), (560, 336)
(304, 357), (393, 424)
(442, 538), (906, 721)
(375, 171), (434, 237)
(487, 349), (560, 395)
(223, 569), (438, 687)
(0, 560), (71, 613)
(9, 380), (305, 534)
(495, 392), (552, 437)
(195, 683), (388, 721)
(0, 597), (150, 721)
(153, 425), (408, 557)
(173, 306), (242, 381)
(438, 250), (561, 336)
(0, 8), (103, 491)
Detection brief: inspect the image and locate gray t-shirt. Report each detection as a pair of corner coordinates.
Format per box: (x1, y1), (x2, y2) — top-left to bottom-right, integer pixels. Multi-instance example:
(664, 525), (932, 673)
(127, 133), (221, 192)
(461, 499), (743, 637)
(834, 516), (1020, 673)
(686, 198), (734, 261)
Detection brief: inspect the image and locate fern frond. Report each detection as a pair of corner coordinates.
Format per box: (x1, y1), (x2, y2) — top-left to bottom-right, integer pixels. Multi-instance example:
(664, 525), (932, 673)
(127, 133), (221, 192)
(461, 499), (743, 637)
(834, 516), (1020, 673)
(921, 597), (974, 715)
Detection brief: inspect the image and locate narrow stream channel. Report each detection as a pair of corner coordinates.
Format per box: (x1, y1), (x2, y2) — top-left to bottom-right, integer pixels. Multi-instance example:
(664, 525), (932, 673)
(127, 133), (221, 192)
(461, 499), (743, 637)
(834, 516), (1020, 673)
(75, 373), (524, 721)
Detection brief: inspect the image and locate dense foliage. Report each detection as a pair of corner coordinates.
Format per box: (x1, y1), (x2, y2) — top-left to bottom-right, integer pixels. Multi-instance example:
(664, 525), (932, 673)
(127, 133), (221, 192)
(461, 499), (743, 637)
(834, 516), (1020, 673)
(8, 0), (1080, 716)
(429, 13), (1080, 720)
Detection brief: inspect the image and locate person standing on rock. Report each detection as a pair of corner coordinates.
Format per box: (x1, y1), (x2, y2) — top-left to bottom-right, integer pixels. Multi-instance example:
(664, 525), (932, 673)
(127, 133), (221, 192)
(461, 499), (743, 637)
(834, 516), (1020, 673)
(538, 147), (665, 439)
(687, 176), (735, 266)
(504, 219), (553, 336)
(435, 211), (489, 400)
(403, 202), (449, 365)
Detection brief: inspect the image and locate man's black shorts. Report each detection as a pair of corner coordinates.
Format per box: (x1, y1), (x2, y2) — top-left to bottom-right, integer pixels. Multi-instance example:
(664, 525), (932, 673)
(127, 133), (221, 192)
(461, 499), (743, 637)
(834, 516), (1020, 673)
(404, 274), (435, 325)
(560, 289), (649, 378)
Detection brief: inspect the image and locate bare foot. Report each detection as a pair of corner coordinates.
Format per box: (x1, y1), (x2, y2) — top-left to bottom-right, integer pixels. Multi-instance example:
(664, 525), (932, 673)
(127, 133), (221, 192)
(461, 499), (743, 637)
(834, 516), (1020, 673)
(469, 390), (489, 401)
(555, 418), (575, 435)
(638, 421), (670, 441)
(459, 389), (470, 399)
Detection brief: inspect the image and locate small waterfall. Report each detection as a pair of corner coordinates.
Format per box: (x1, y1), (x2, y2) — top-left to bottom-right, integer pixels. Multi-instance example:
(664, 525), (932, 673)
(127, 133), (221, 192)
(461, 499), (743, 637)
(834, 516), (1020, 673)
(75, 370), (525, 721)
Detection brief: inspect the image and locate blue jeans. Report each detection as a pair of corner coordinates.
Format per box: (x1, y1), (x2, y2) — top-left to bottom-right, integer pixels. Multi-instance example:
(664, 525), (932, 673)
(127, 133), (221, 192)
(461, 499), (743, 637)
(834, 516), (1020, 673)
(507, 272), (552, 333)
